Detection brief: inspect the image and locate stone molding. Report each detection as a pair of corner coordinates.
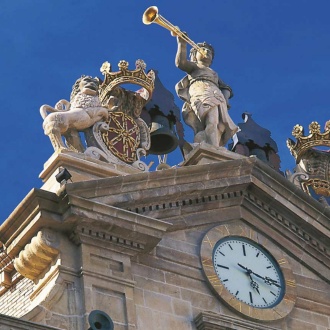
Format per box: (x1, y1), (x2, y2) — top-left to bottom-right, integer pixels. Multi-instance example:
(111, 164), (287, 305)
(122, 186), (329, 266)
(57, 154), (330, 284)
(14, 229), (60, 282)
(0, 245), (14, 289)
(0, 188), (63, 248)
(0, 313), (60, 330)
(194, 312), (280, 330)
(70, 226), (146, 253)
(182, 142), (247, 166)
(126, 190), (244, 215)
(80, 268), (136, 288)
(66, 194), (171, 254)
(244, 191), (329, 258)
(39, 151), (140, 194)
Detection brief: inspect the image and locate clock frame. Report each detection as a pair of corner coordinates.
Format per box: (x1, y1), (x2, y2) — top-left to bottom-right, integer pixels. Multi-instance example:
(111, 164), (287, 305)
(200, 223), (297, 321)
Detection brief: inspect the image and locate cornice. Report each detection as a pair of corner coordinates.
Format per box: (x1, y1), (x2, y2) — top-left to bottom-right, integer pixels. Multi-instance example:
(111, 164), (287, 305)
(61, 156), (330, 282)
(0, 313), (60, 330)
(65, 194), (171, 253)
(0, 189), (64, 247)
(63, 156), (330, 223)
(194, 311), (280, 330)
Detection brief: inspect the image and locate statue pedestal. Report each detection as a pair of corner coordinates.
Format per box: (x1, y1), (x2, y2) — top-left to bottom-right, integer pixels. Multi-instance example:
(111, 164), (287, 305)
(182, 142), (246, 167)
(39, 150), (141, 193)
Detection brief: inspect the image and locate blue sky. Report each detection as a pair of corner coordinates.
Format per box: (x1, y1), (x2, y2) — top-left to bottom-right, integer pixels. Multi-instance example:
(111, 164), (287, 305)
(1, 0), (330, 222)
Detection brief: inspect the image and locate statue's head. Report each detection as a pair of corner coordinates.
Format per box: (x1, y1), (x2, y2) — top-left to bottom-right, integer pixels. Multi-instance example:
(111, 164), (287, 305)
(70, 75), (100, 101)
(190, 42), (215, 64)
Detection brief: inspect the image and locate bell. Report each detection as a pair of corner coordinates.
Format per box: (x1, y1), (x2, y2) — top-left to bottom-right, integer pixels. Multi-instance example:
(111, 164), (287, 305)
(88, 310), (114, 330)
(149, 115), (179, 155)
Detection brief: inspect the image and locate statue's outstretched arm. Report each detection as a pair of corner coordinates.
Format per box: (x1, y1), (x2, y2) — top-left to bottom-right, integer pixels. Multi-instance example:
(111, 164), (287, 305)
(175, 35), (195, 74)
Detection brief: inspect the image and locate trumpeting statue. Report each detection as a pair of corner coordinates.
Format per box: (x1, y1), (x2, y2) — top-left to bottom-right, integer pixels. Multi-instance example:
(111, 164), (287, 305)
(174, 37), (238, 147)
(142, 6), (238, 147)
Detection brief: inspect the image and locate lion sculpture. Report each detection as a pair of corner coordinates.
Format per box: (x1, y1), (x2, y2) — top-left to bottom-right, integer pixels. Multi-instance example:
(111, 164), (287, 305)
(40, 76), (112, 153)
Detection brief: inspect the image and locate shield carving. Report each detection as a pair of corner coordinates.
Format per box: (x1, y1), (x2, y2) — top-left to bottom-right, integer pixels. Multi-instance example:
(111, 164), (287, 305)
(101, 112), (140, 163)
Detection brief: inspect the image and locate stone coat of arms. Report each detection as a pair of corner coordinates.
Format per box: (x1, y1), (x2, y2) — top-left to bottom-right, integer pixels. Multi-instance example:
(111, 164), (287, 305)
(40, 59), (155, 172)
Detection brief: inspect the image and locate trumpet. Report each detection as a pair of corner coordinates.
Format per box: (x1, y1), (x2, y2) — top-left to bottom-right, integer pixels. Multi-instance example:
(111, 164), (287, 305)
(142, 6), (207, 58)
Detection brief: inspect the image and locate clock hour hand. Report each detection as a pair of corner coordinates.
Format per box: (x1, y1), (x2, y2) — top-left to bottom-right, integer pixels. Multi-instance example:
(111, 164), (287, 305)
(237, 264), (260, 294)
(250, 279), (260, 294)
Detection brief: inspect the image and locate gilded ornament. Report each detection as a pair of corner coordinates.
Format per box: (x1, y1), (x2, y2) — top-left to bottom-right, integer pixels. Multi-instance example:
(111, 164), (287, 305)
(99, 59), (155, 104)
(135, 59), (147, 70)
(100, 61), (111, 74)
(287, 120), (330, 198)
(291, 124), (304, 138)
(309, 121), (320, 134)
(118, 60), (129, 70)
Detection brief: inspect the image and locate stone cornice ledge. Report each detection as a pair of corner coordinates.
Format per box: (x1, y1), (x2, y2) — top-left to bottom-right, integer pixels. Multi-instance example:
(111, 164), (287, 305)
(0, 188), (64, 247)
(66, 194), (172, 252)
(0, 313), (61, 330)
(194, 311), (280, 330)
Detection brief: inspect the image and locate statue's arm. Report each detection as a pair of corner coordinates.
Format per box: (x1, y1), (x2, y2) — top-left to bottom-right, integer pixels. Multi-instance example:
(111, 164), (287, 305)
(175, 36), (195, 74)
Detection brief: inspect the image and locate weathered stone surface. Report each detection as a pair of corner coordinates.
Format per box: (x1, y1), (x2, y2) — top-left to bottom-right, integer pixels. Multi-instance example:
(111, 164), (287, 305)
(39, 151), (141, 194)
(0, 312), (60, 329)
(0, 146), (329, 329)
(195, 312), (281, 330)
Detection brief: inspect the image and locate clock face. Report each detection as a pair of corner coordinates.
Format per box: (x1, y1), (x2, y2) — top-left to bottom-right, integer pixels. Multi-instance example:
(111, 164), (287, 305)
(213, 236), (285, 308)
(200, 223), (297, 321)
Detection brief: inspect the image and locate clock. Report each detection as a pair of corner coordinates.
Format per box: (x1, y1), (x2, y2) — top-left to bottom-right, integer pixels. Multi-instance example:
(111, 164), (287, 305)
(200, 223), (296, 321)
(213, 236), (284, 308)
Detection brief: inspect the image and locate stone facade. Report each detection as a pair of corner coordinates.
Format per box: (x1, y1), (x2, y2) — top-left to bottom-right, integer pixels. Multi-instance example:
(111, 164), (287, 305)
(0, 146), (329, 329)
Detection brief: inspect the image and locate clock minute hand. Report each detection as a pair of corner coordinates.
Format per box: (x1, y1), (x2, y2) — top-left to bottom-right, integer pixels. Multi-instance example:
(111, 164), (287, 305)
(237, 263), (249, 271)
(251, 271), (281, 288)
(251, 272), (264, 280)
(238, 264), (281, 288)
(264, 276), (282, 288)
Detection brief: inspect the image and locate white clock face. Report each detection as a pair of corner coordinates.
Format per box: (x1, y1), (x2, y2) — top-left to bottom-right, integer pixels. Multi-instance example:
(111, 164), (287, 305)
(213, 236), (285, 308)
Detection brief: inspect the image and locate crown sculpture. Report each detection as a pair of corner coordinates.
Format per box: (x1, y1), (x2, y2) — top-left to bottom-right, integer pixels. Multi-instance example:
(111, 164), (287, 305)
(40, 59), (155, 171)
(287, 121), (330, 197)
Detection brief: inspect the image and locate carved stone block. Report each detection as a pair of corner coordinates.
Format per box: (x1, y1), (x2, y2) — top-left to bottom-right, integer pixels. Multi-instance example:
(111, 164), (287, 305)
(14, 229), (60, 282)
